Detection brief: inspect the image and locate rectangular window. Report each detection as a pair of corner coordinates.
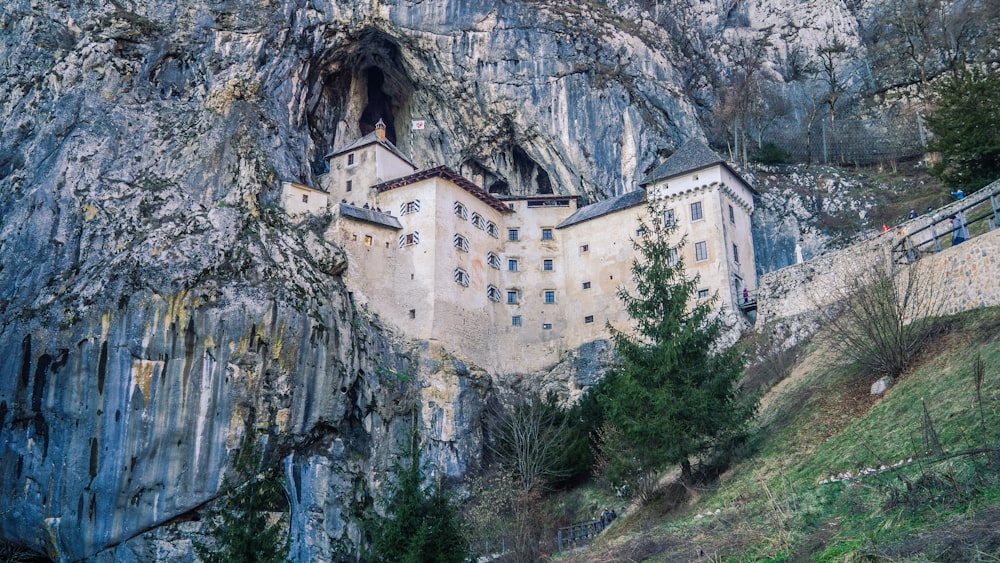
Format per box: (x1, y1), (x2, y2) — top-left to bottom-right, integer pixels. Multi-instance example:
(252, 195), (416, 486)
(454, 234), (469, 252)
(584, 315), (594, 324)
(487, 285), (501, 302)
(364, 235), (373, 247)
(508, 229), (519, 241)
(542, 323), (552, 330)
(507, 290), (518, 304)
(663, 208), (675, 227)
(487, 252), (501, 270)
(697, 289), (710, 299)
(543, 259), (553, 271)
(668, 248), (680, 267)
(486, 221), (499, 238)
(454, 268), (470, 287)
(544, 290), (555, 304)
(508, 259), (518, 272)
(690, 201), (703, 221)
(346, 180), (353, 192)
(694, 241), (708, 262)
(346, 153), (355, 166)
(512, 315), (522, 327)
(399, 232), (420, 247)
(580, 244), (589, 253)
(541, 228), (553, 240)
(408, 309), (416, 319)
(454, 201), (468, 220)
(733, 243), (740, 263)
(729, 204), (735, 223)
(582, 281), (591, 289)
(471, 212), (485, 230)
(400, 200), (421, 215)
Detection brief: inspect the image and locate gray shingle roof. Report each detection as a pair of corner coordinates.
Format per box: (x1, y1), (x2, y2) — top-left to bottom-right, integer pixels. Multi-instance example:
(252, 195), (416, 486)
(325, 132), (416, 170)
(641, 140), (725, 185)
(556, 189), (647, 229)
(338, 204), (403, 229)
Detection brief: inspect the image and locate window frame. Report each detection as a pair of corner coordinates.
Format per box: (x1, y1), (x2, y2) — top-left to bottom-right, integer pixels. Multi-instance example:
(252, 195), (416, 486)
(454, 201), (468, 220)
(487, 251), (501, 270)
(346, 153), (355, 166)
(728, 204), (735, 223)
(454, 268), (470, 287)
(506, 290), (519, 304)
(690, 201), (704, 222)
(486, 221), (499, 238)
(508, 258), (519, 272)
(543, 259), (553, 271)
(696, 288), (710, 299)
(584, 315), (594, 324)
(511, 315), (522, 327)
(471, 212), (485, 230)
(399, 232), (420, 247)
(582, 281), (591, 289)
(508, 229), (519, 241)
(346, 180), (353, 192)
(733, 243), (740, 264)
(663, 208), (675, 227)
(453, 234), (470, 252)
(487, 285), (501, 302)
(694, 240), (708, 262)
(400, 200), (421, 215)
(544, 290), (556, 304)
(541, 228), (553, 241)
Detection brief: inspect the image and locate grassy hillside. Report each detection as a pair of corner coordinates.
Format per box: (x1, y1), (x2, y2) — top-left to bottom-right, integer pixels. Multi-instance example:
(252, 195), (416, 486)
(555, 306), (1000, 562)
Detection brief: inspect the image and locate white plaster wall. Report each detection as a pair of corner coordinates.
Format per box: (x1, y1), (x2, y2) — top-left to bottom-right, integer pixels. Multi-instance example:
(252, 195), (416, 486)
(281, 182), (329, 216)
(374, 145), (416, 183)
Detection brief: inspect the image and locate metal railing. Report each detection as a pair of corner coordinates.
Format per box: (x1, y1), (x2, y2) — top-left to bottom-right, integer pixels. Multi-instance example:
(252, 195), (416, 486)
(891, 180), (1000, 264)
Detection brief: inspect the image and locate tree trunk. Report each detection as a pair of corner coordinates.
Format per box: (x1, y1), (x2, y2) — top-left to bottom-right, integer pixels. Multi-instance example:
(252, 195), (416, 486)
(681, 459), (693, 484)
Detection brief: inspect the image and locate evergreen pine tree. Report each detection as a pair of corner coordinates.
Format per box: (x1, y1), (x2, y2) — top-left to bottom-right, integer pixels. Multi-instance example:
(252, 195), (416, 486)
(194, 429), (289, 563)
(367, 431), (467, 563)
(925, 67), (1000, 193)
(598, 200), (756, 483)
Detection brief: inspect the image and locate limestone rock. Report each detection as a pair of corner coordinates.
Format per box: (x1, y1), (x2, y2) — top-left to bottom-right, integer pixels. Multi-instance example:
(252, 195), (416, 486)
(871, 376), (893, 395)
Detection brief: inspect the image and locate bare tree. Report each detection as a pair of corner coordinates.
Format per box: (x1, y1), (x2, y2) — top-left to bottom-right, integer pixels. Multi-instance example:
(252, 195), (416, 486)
(816, 40), (849, 123)
(490, 396), (570, 493)
(821, 256), (936, 380)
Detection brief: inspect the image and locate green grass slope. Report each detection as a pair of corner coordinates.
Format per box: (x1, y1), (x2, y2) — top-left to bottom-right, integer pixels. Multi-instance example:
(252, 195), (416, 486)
(559, 306), (1000, 562)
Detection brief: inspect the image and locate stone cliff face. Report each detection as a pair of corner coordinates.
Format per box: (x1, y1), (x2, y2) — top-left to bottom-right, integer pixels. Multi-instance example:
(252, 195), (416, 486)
(1, 0), (984, 559)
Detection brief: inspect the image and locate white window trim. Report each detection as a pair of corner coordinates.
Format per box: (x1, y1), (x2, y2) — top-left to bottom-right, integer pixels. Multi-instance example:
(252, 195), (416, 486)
(694, 240), (708, 262)
(454, 201), (468, 220)
(454, 234), (470, 252)
(690, 201), (704, 222)
(487, 251), (501, 270)
(454, 268), (470, 287)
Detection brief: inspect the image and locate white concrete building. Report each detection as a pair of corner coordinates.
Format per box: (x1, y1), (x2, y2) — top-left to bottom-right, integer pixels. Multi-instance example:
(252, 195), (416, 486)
(284, 122), (758, 374)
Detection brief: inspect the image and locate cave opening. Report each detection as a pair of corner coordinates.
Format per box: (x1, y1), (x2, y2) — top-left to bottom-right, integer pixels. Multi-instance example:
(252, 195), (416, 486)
(304, 30), (414, 175)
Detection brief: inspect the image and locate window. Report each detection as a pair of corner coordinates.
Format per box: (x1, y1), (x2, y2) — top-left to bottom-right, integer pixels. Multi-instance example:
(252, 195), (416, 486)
(582, 281), (591, 289)
(542, 323), (552, 330)
(408, 309), (416, 319)
(454, 234), (470, 252)
(346, 153), (355, 166)
(352, 234), (358, 241)
(729, 204), (735, 223)
(346, 180), (353, 192)
(400, 200), (421, 215)
(543, 259), (553, 271)
(487, 251), (501, 270)
(454, 268), (470, 287)
(690, 201), (703, 221)
(507, 290), (519, 304)
(508, 229), (519, 241)
(544, 290), (555, 304)
(511, 315), (522, 327)
(697, 289), (710, 299)
(694, 241), (708, 262)
(663, 208), (675, 227)
(541, 228), (553, 240)
(580, 244), (589, 253)
(486, 221), (499, 238)
(636, 226), (646, 238)
(668, 248), (680, 267)
(508, 259), (518, 272)
(364, 235), (373, 246)
(584, 315), (594, 324)
(487, 285), (501, 302)
(399, 232), (420, 247)
(302, 194), (309, 203)
(454, 201), (468, 220)
(471, 212), (485, 230)
(733, 244), (740, 263)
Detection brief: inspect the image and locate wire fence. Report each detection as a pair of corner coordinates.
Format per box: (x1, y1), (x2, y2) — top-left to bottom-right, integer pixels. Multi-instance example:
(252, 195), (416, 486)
(766, 112), (926, 166)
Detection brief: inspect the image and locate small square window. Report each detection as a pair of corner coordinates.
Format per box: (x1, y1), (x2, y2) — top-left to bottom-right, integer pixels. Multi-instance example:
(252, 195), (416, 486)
(302, 194), (309, 203)
(544, 290), (555, 304)
(364, 235), (373, 246)
(582, 281), (591, 289)
(584, 315), (594, 324)
(507, 290), (518, 304)
(346, 180), (353, 192)
(543, 259), (553, 271)
(580, 244), (589, 253)
(512, 315), (522, 327)
(690, 201), (704, 222)
(408, 309), (416, 319)
(697, 289), (710, 299)
(508, 259), (518, 272)
(542, 323), (552, 330)
(508, 229), (519, 241)
(542, 228), (553, 240)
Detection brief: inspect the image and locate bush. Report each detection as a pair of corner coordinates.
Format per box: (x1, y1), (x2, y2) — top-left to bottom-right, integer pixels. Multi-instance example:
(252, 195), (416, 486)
(755, 142), (789, 164)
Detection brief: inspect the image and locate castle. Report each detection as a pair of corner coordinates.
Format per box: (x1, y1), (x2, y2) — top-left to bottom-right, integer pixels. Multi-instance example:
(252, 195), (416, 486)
(281, 120), (758, 376)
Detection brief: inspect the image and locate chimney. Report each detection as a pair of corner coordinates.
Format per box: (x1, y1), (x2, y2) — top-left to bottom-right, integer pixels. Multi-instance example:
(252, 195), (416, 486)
(374, 118), (386, 142)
